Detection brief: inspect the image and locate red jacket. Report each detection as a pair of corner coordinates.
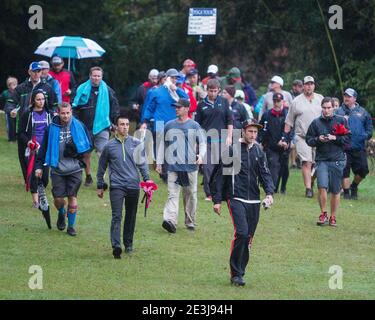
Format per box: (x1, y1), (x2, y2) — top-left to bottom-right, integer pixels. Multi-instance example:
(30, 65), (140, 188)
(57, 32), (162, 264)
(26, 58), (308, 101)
(49, 69), (75, 103)
(182, 83), (197, 118)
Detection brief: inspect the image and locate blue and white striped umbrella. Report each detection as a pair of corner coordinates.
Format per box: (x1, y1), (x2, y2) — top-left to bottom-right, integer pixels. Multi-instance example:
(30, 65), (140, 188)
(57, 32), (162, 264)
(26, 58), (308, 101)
(34, 36), (106, 59)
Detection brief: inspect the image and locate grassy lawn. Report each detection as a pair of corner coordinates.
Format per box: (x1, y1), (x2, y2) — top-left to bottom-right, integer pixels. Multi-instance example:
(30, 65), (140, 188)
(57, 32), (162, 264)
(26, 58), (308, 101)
(0, 113), (374, 300)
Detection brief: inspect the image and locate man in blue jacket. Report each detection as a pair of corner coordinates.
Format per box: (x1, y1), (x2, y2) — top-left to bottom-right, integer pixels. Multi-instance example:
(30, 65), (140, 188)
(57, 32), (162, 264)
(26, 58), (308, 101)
(336, 88), (373, 200)
(140, 68), (188, 182)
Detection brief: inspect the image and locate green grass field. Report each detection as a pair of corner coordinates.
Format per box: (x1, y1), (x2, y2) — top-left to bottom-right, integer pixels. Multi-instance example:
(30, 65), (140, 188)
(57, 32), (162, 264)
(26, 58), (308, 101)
(0, 113), (374, 300)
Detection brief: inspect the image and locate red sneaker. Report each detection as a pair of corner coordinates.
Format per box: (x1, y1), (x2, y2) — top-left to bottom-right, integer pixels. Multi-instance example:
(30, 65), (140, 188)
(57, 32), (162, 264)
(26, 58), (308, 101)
(329, 216), (337, 227)
(317, 212), (328, 226)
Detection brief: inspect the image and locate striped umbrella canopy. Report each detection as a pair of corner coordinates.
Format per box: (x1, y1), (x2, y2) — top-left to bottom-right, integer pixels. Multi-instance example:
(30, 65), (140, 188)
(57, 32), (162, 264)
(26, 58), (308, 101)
(34, 36), (106, 59)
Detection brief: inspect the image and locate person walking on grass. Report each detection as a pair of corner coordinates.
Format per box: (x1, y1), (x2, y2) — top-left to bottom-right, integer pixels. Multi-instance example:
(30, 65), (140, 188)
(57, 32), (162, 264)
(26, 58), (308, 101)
(283, 76), (323, 198)
(306, 97), (350, 227)
(195, 79), (233, 201)
(336, 88), (373, 200)
(97, 112), (152, 259)
(5, 62), (58, 182)
(210, 119), (274, 287)
(72, 66), (120, 187)
(35, 102), (92, 236)
(1, 76), (18, 142)
(156, 98), (206, 234)
(259, 92), (290, 194)
(19, 89), (52, 227)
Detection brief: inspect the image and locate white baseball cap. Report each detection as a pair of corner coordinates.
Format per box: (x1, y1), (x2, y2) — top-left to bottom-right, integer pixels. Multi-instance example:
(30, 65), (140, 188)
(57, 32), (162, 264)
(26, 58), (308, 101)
(207, 64), (218, 74)
(303, 76), (315, 84)
(271, 75), (284, 87)
(234, 90), (245, 100)
(148, 69), (159, 79)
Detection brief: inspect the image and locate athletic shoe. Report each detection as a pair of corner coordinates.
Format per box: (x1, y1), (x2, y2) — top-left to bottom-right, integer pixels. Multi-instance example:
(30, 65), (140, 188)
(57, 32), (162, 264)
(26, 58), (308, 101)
(317, 212), (329, 226)
(67, 227), (77, 236)
(57, 214), (66, 231)
(113, 247), (122, 259)
(305, 188), (314, 198)
(329, 216), (337, 227)
(84, 174), (93, 187)
(162, 220), (176, 233)
(350, 185), (358, 200)
(231, 276), (246, 286)
(186, 224), (195, 231)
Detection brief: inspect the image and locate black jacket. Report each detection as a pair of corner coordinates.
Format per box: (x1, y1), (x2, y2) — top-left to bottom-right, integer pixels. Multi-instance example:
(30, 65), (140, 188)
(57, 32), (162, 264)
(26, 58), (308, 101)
(306, 114), (350, 162)
(73, 85), (119, 132)
(18, 106), (52, 148)
(231, 100), (249, 130)
(5, 79), (58, 128)
(259, 108), (289, 152)
(210, 142), (274, 204)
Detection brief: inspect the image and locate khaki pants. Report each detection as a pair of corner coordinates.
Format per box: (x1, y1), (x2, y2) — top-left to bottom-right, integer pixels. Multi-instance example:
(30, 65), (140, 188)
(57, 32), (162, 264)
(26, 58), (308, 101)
(163, 171), (198, 228)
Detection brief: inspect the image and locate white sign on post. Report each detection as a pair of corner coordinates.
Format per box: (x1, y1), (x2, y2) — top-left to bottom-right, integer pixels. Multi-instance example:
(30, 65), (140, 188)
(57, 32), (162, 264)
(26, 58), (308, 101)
(188, 8), (217, 36)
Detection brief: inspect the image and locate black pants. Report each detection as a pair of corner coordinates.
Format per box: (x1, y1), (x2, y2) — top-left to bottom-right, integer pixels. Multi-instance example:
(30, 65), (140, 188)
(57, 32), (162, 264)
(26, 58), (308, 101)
(276, 151), (290, 193)
(17, 141), (27, 183)
(5, 113), (17, 141)
(203, 142), (221, 197)
(227, 199), (260, 278)
(266, 149), (289, 192)
(109, 188), (140, 249)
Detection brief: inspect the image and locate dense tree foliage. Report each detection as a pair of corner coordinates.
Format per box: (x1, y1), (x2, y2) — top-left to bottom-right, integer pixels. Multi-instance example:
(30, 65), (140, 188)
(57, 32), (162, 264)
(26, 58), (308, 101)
(1, 0), (374, 115)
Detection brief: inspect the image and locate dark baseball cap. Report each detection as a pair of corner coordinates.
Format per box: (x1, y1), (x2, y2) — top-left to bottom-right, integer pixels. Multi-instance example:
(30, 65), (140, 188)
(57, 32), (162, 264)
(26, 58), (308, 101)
(292, 79), (303, 86)
(172, 98), (190, 108)
(242, 118), (263, 130)
(273, 92), (284, 101)
(187, 68), (198, 77)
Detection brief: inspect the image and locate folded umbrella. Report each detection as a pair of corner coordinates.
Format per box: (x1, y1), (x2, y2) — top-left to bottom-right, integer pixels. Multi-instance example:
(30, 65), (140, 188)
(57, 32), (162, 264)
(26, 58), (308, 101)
(37, 180), (51, 229)
(140, 181), (158, 217)
(25, 136), (39, 192)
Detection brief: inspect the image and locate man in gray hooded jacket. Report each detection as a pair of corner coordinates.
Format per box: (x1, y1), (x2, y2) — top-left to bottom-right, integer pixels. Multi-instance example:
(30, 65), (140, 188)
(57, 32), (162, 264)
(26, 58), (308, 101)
(97, 111), (152, 259)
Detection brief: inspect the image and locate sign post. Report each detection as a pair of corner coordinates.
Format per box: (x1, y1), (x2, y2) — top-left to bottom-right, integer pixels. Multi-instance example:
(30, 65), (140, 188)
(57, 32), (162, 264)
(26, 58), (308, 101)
(188, 8), (217, 43)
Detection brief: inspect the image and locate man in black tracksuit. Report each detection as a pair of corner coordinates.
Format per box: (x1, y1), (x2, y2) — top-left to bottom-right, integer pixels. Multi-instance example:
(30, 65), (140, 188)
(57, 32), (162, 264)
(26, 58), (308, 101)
(259, 92), (290, 193)
(210, 119), (274, 286)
